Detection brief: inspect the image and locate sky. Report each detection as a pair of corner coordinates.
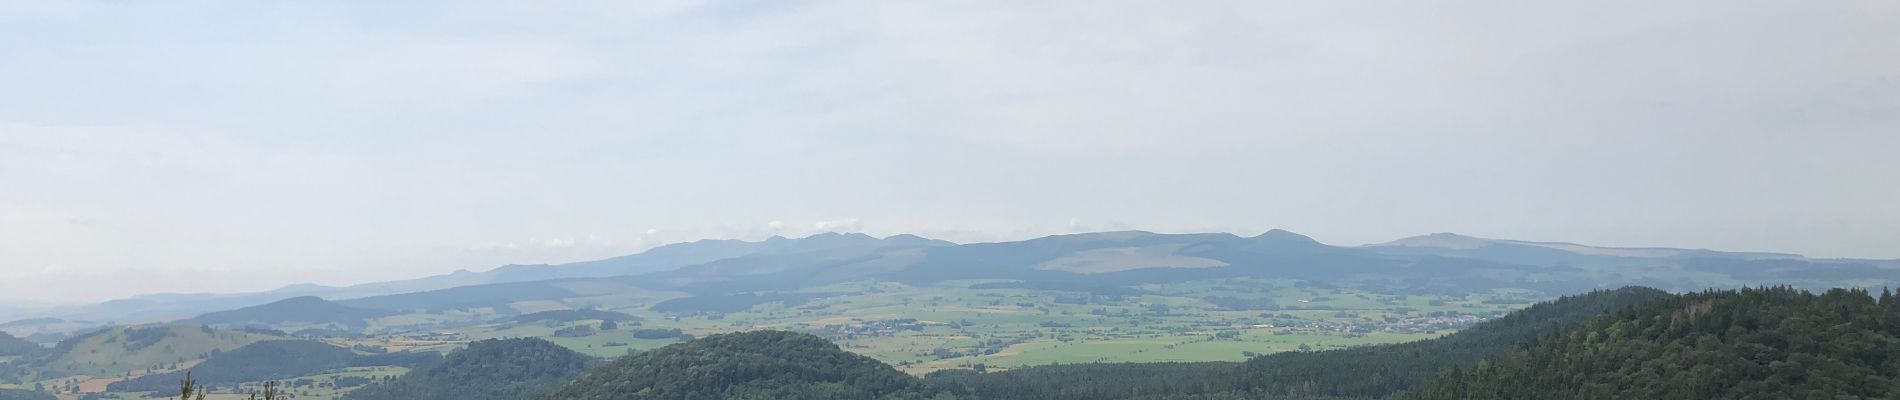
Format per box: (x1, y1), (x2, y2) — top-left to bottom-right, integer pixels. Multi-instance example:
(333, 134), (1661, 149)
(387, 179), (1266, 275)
(1, 1), (1897, 303)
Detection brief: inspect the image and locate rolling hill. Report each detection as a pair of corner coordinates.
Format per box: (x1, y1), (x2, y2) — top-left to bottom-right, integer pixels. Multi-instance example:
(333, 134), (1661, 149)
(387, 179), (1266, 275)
(540, 330), (934, 400)
(50, 230), (1900, 328)
(343, 338), (593, 400)
(107, 339), (358, 392)
(184, 296), (395, 329)
(0, 332), (40, 357)
(156, 230), (1895, 317)
(14, 324), (277, 380)
(15, 233), (949, 323)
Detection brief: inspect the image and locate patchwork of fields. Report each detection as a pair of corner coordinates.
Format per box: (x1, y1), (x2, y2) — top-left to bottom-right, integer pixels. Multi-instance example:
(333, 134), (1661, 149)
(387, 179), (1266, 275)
(1, 278), (1543, 399)
(351, 278), (1536, 373)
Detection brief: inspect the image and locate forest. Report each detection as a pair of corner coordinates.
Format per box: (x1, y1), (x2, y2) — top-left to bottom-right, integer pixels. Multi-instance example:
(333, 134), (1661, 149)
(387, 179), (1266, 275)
(1405, 287), (1900, 399)
(343, 338), (594, 400)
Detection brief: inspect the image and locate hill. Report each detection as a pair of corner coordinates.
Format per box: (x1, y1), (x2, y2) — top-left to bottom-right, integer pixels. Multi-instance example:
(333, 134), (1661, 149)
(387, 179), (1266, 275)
(247, 229), (1900, 319)
(48, 233), (951, 322)
(335, 279), (608, 313)
(0, 319), (61, 330)
(16, 324), (275, 379)
(343, 338), (593, 400)
(0, 332), (40, 356)
(1406, 287), (1900, 399)
(186, 296), (395, 329)
(0, 319), (105, 345)
(108, 340), (357, 392)
(540, 331), (934, 400)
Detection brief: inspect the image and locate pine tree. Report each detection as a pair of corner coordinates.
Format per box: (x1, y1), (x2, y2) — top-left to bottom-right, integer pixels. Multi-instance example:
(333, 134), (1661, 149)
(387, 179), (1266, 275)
(247, 381), (284, 400)
(178, 371), (207, 400)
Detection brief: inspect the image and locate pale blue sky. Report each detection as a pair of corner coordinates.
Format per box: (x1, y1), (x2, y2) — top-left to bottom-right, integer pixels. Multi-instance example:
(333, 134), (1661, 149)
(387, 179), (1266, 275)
(2, 1), (1897, 302)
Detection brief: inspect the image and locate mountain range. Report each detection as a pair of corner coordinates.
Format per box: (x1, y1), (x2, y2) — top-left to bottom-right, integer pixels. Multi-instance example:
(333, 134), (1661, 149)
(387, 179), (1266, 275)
(7, 230), (1897, 328)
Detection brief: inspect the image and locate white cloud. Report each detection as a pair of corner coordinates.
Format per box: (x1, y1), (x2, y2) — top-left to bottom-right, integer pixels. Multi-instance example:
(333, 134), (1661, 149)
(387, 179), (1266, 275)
(813, 217), (861, 232)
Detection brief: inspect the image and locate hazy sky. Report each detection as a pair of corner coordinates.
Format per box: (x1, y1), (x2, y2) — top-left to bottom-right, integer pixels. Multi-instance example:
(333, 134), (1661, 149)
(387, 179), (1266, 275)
(2, 1), (1897, 303)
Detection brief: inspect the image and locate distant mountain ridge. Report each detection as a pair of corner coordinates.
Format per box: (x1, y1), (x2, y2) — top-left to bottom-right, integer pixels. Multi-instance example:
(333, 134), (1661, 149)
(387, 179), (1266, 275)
(33, 230), (1900, 324)
(1369, 232), (1804, 260)
(26, 233), (948, 322)
(185, 296), (394, 329)
(273, 229), (1900, 317)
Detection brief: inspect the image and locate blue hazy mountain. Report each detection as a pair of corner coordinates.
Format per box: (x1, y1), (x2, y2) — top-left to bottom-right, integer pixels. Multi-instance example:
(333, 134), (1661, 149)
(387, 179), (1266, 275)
(29, 233), (950, 322)
(184, 296), (395, 329)
(287, 230), (1900, 315)
(38, 230), (1900, 324)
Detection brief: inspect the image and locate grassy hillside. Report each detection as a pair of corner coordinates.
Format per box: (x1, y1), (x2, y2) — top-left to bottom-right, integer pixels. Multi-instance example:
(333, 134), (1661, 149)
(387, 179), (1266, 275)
(26, 324), (275, 379)
(108, 340), (357, 392)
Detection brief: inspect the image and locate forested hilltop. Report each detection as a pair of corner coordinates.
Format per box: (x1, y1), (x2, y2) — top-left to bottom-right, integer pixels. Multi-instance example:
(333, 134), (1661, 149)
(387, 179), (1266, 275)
(541, 330), (938, 400)
(1407, 287), (1900, 399)
(345, 338), (592, 400)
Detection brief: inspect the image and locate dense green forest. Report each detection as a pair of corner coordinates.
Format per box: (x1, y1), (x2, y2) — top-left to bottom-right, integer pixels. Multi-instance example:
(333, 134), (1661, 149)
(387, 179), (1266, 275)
(109, 340), (358, 392)
(540, 330), (941, 400)
(1405, 287), (1900, 399)
(344, 338), (592, 400)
